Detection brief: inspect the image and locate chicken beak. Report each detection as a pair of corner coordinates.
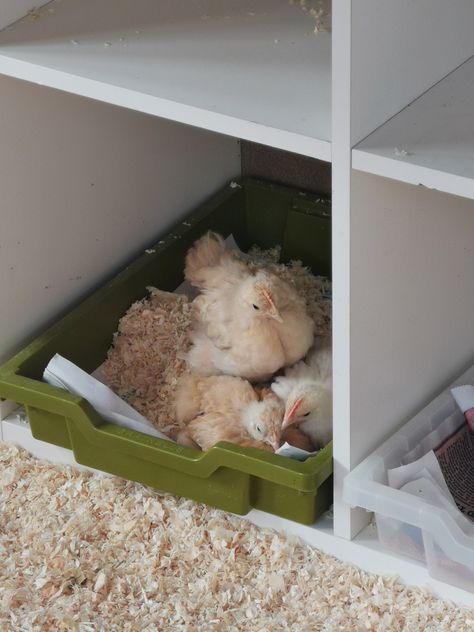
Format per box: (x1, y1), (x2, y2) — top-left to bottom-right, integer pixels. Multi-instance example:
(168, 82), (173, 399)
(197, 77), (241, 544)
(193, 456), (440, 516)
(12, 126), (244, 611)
(260, 288), (283, 322)
(282, 397), (303, 429)
(271, 438), (281, 451)
(271, 310), (283, 323)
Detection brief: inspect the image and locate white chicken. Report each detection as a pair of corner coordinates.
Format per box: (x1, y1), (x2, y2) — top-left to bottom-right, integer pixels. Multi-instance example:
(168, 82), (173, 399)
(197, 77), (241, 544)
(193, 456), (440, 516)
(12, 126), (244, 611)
(271, 341), (332, 449)
(184, 231), (314, 382)
(174, 374), (283, 452)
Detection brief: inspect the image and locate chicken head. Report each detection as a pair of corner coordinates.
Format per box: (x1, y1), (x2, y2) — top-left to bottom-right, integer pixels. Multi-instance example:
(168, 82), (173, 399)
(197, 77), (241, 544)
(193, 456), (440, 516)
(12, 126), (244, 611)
(282, 382), (332, 432)
(239, 271), (286, 323)
(240, 394), (284, 451)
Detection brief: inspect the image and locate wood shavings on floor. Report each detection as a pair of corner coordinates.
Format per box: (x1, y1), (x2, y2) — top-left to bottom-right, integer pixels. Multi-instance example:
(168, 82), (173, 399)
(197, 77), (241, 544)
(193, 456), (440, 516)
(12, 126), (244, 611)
(102, 245), (332, 436)
(0, 442), (472, 631)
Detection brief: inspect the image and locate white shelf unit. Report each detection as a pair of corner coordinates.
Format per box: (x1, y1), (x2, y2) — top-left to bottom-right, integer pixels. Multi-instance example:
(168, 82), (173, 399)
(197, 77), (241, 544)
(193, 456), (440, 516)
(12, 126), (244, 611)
(1, 0), (474, 607)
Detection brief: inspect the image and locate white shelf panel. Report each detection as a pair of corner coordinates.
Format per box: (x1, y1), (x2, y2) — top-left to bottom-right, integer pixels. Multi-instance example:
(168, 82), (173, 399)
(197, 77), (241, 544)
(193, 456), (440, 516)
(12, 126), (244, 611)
(0, 0), (331, 160)
(353, 56), (474, 199)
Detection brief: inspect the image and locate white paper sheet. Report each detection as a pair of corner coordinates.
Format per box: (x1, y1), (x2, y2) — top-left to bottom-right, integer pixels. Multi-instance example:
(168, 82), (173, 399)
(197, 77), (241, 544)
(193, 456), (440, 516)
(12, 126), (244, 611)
(43, 354), (171, 441)
(451, 385), (474, 414)
(451, 384), (474, 432)
(275, 441), (319, 461)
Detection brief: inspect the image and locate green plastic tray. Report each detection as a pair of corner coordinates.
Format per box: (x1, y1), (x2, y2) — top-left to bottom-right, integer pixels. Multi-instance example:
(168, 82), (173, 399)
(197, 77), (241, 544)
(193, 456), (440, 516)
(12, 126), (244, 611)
(0, 178), (333, 525)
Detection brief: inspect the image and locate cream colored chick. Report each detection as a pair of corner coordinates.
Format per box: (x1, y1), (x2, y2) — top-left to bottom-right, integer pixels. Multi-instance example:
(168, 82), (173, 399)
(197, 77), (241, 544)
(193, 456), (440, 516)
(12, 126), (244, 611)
(184, 231), (314, 382)
(174, 374), (283, 452)
(271, 341), (332, 449)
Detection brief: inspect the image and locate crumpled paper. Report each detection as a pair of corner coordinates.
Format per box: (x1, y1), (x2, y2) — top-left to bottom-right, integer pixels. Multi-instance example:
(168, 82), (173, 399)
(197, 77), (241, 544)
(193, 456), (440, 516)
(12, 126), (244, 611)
(275, 441), (319, 461)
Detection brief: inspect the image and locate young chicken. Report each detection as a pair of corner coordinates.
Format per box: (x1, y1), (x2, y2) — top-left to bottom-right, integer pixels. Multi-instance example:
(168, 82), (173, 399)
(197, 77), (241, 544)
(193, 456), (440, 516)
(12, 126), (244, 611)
(271, 341), (332, 449)
(174, 374), (283, 452)
(184, 231), (314, 382)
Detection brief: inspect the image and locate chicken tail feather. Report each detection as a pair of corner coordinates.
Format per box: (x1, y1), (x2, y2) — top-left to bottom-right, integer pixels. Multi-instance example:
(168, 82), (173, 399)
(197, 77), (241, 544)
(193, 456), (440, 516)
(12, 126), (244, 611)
(184, 231), (226, 288)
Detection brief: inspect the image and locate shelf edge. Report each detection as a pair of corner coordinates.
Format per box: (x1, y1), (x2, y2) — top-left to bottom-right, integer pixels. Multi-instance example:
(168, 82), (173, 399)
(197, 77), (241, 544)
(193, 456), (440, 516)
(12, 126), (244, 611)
(0, 55), (331, 162)
(352, 149), (474, 201)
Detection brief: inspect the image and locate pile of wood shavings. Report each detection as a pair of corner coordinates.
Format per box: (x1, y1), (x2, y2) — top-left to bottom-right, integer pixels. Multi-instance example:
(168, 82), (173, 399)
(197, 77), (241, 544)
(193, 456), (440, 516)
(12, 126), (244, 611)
(102, 245), (331, 435)
(1, 442), (473, 631)
(102, 288), (193, 435)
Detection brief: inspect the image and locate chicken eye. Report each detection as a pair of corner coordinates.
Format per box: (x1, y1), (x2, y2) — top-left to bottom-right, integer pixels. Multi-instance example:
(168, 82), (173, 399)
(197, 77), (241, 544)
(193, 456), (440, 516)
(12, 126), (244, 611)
(256, 425), (262, 433)
(252, 304), (260, 310)
(303, 412), (311, 417)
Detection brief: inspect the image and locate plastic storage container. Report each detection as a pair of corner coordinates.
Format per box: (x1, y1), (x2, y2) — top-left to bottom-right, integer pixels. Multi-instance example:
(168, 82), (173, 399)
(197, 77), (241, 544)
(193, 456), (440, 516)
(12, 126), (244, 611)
(0, 178), (333, 525)
(344, 364), (474, 593)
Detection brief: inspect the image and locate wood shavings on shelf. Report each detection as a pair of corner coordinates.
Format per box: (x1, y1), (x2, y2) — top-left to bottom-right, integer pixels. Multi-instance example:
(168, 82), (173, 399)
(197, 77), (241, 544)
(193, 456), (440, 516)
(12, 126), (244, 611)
(293, 0), (332, 33)
(26, 9), (41, 21)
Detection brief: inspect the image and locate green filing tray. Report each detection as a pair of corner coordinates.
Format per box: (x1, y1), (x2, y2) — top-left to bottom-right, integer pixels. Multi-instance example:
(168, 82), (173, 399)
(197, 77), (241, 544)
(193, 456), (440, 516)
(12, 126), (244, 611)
(0, 178), (333, 525)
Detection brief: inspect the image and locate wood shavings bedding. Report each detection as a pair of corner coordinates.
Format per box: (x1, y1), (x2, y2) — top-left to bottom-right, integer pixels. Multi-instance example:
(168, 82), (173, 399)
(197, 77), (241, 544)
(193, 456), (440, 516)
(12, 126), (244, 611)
(102, 288), (192, 435)
(0, 442), (472, 631)
(102, 245), (332, 436)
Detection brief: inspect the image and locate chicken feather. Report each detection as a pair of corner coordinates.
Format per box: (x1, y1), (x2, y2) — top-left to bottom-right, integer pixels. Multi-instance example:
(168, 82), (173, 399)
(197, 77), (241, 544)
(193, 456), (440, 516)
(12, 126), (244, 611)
(184, 231), (246, 290)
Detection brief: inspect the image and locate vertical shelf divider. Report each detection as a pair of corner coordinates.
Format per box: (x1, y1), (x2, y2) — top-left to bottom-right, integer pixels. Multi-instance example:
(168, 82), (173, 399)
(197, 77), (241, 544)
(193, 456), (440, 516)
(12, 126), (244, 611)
(331, 0), (369, 539)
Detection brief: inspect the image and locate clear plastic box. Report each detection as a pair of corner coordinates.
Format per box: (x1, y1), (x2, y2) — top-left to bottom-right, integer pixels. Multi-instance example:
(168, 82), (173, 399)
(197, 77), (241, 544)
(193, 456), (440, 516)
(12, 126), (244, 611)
(344, 365), (474, 593)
